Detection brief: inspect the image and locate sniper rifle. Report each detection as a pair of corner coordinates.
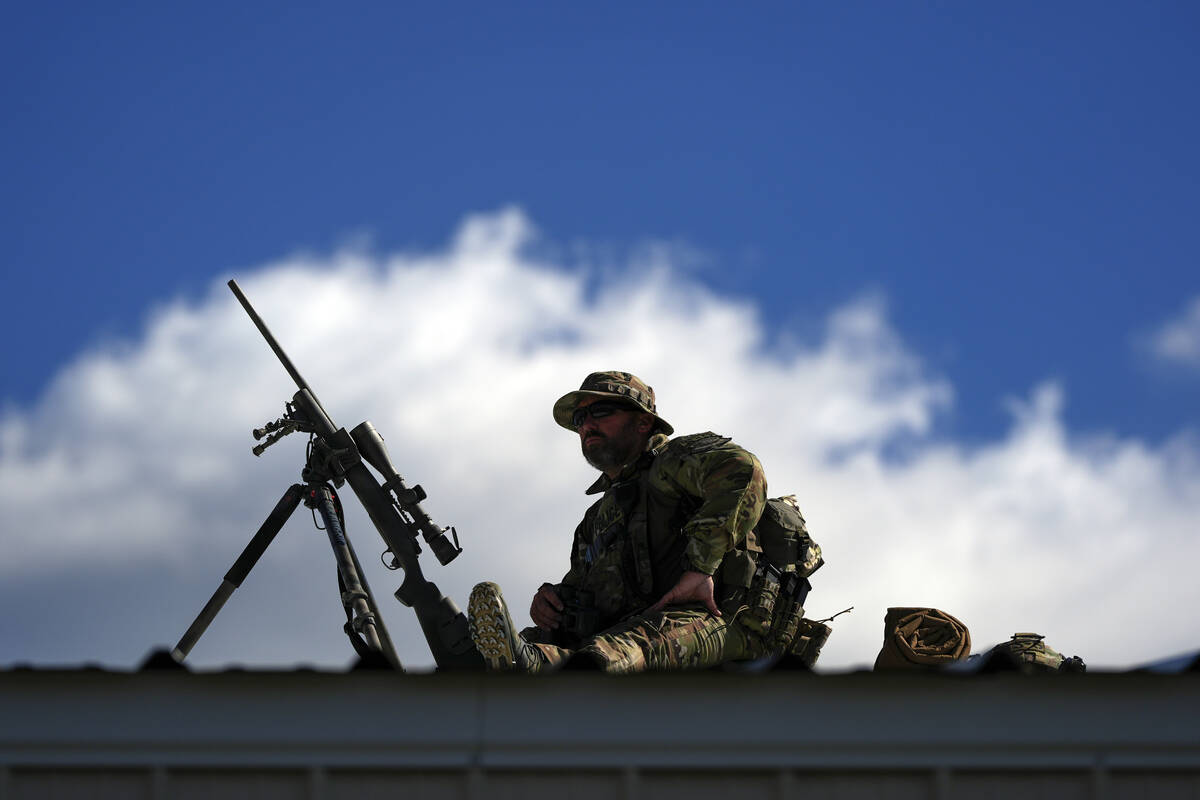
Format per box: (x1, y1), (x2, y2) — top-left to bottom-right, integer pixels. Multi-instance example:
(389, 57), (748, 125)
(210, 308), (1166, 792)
(171, 279), (482, 670)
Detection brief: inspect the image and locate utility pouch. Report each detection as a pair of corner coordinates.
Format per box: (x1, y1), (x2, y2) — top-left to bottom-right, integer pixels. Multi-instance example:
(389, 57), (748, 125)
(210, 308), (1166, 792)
(739, 562), (781, 638)
(788, 617), (832, 668)
(717, 549), (756, 615)
(766, 572), (812, 651)
(718, 549), (756, 588)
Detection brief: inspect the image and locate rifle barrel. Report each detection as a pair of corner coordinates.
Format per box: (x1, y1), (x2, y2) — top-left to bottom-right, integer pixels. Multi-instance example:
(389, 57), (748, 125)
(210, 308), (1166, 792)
(228, 279), (313, 398)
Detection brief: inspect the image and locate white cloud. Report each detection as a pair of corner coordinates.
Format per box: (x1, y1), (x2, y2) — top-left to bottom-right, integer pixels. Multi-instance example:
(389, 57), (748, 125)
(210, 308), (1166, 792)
(1149, 295), (1200, 368)
(2, 207), (1198, 672)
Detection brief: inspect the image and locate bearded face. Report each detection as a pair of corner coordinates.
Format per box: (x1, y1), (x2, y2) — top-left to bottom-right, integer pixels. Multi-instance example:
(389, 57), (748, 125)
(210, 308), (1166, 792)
(580, 411), (649, 473)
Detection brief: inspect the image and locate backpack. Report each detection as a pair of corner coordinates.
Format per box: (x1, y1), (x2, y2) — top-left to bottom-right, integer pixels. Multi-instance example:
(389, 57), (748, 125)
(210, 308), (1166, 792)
(732, 495), (826, 659)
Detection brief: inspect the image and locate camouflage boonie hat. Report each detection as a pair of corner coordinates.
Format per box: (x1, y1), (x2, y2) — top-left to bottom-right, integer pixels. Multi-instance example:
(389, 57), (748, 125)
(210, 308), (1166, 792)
(553, 371), (674, 435)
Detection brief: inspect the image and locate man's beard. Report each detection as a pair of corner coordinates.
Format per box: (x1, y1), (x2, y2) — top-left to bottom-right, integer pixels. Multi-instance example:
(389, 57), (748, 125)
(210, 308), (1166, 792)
(581, 417), (645, 473)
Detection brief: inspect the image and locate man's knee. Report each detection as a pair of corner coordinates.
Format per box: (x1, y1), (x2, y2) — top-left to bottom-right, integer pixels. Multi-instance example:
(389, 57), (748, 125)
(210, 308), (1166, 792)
(586, 609), (727, 673)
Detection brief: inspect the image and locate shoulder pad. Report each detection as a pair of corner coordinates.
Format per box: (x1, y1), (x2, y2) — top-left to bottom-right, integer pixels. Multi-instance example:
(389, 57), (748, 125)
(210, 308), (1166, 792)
(669, 432), (732, 455)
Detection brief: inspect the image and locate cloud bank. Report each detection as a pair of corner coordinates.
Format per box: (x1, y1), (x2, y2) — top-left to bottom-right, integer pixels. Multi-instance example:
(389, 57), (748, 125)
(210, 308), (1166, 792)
(2, 208), (1198, 671)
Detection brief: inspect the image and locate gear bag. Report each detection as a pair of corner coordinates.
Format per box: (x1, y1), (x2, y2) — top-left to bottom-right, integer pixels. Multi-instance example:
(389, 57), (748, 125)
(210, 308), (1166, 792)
(989, 632), (1086, 673)
(722, 495), (825, 657)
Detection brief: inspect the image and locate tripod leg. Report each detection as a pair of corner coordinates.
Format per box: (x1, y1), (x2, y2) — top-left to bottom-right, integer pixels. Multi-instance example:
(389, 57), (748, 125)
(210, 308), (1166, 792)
(172, 484), (305, 662)
(344, 528), (402, 667)
(307, 484), (402, 670)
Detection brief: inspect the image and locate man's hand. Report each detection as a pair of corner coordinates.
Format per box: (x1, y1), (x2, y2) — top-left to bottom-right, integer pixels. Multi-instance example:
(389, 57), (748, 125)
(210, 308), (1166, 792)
(650, 570), (721, 617)
(531, 583), (565, 630)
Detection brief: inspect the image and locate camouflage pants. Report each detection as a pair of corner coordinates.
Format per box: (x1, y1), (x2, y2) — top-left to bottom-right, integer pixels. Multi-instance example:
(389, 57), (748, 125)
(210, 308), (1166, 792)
(521, 603), (758, 674)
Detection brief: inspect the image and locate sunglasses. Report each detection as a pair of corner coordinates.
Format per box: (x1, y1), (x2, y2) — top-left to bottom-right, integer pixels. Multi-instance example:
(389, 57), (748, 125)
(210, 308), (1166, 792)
(572, 401), (638, 429)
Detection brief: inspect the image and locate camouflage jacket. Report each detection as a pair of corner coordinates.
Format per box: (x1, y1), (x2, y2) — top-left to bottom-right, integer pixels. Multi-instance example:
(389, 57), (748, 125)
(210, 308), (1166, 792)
(560, 432), (767, 630)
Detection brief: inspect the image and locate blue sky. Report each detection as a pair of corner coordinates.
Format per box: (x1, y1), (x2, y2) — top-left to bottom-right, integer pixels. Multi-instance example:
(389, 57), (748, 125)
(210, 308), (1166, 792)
(2, 4), (1199, 670)
(5, 2), (1198, 440)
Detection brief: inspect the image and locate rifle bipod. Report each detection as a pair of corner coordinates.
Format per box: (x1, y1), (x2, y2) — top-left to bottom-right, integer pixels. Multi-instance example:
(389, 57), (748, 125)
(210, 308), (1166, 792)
(171, 480), (402, 670)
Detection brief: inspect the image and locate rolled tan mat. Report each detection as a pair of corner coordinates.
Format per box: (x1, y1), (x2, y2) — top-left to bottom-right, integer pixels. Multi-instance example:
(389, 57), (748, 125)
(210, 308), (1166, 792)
(873, 607), (971, 670)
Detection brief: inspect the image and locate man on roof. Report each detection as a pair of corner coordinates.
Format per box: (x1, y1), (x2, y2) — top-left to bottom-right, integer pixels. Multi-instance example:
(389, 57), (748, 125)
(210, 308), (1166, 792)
(467, 370), (772, 673)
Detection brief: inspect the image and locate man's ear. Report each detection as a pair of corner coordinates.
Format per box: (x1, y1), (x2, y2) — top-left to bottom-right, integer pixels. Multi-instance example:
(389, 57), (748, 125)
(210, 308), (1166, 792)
(636, 413), (655, 434)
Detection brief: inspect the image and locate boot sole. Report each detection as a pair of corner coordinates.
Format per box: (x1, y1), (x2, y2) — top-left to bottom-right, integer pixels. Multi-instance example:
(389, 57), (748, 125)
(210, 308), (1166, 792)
(468, 583), (517, 671)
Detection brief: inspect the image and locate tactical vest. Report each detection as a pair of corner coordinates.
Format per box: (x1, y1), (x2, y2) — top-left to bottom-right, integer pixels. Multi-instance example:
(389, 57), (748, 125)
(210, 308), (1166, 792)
(619, 434), (825, 655)
(595, 433), (755, 608)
